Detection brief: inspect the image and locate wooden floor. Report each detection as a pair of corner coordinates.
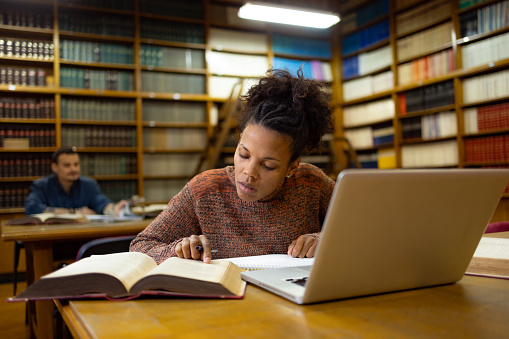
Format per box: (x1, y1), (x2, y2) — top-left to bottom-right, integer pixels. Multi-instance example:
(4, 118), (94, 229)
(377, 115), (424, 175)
(0, 282), (30, 339)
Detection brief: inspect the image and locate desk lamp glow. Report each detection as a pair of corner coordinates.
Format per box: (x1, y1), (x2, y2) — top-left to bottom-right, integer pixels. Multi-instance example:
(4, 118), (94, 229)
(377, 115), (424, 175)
(238, 2), (340, 29)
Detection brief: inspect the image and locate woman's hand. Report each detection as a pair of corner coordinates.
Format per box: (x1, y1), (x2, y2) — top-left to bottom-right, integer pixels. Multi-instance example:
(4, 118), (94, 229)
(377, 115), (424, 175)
(288, 234), (318, 258)
(175, 235), (213, 264)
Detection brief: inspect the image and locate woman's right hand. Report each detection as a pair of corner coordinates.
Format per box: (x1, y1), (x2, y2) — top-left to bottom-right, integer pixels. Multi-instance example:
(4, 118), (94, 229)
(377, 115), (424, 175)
(175, 235), (213, 264)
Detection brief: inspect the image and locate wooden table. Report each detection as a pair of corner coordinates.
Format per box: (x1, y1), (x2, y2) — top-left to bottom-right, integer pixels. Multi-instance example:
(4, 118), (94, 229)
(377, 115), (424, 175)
(1, 218), (152, 339)
(55, 232), (509, 339)
(55, 275), (509, 339)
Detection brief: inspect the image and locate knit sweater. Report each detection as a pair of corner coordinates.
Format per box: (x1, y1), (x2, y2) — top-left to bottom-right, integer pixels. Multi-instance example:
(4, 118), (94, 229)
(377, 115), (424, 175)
(130, 163), (335, 264)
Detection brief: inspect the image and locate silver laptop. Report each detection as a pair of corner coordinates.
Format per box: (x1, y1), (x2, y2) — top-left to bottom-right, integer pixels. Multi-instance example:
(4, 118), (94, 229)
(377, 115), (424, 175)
(241, 168), (509, 304)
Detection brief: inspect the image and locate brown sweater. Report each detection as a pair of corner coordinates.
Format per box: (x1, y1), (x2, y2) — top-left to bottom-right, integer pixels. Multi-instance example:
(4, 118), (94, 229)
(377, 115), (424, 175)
(130, 163), (335, 264)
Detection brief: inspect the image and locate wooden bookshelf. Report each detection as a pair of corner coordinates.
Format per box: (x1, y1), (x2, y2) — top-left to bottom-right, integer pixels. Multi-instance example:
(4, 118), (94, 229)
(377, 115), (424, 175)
(0, 0), (338, 212)
(335, 0), (509, 216)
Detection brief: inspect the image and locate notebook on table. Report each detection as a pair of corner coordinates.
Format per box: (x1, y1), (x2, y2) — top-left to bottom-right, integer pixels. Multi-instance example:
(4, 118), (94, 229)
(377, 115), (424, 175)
(241, 168), (509, 305)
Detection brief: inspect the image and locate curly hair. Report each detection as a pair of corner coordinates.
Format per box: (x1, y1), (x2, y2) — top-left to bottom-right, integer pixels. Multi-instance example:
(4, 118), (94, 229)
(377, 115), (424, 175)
(236, 68), (335, 164)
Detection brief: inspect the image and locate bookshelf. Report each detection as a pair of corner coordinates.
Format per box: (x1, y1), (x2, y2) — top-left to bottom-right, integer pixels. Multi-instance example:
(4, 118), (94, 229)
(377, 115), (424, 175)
(335, 0), (509, 219)
(0, 0), (338, 213)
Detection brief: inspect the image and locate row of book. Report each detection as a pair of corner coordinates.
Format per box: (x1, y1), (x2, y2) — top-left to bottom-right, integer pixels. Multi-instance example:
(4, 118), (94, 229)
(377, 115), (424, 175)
(0, 154), (52, 178)
(398, 49), (455, 86)
(401, 111), (458, 141)
(61, 97), (135, 121)
(140, 18), (205, 44)
(79, 154), (137, 176)
(340, 0), (388, 35)
(140, 45), (205, 69)
(342, 20), (390, 56)
(99, 180), (137, 202)
(400, 80), (455, 115)
(143, 153), (201, 177)
(139, 0), (204, 20)
(0, 183), (30, 209)
(60, 67), (134, 91)
(60, 40), (134, 65)
(343, 71), (393, 102)
(344, 122), (394, 150)
(463, 69), (509, 104)
(142, 101), (206, 123)
(0, 126), (55, 148)
(142, 128), (207, 150)
(395, 0), (451, 37)
(355, 149), (396, 169)
(143, 178), (188, 202)
(141, 72), (205, 94)
(461, 31), (509, 70)
(272, 34), (331, 59)
(61, 126), (136, 148)
(464, 135), (509, 163)
(464, 101), (509, 133)
(343, 98), (395, 128)
(58, 12), (134, 37)
(0, 38), (54, 61)
(59, 0), (134, 10)
(460, 0), (491, 10)
(209, 52), (268, 77)
(401, 140), (459, 168)
(460, 0), (509, 37)
(0, 6), (52, 29)
(0, 96), (55, 119)
(272, 58), (333, 82)
(342, 45), (391, 79)
(209, 28), (267, 54)
(396, 22), (452, 62)
(0, 67), (48, 87)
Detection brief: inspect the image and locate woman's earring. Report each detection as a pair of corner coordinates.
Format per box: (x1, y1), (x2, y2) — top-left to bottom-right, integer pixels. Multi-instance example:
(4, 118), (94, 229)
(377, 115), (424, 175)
(286, 174), (291, 178)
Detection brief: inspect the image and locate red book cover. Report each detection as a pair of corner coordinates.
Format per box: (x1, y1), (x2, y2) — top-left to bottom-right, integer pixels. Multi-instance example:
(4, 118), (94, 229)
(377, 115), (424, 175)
(399, 94), (406, 116)
(477, 105), (489, 131)
(501, 102), (509, 129)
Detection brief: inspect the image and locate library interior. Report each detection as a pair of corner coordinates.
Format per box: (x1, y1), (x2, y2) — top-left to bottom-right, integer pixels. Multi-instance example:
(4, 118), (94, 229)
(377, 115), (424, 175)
(1, 0), (509, 338)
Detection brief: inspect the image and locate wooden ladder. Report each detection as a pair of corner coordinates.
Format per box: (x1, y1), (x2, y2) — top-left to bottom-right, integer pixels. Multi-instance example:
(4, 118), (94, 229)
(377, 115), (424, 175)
(195, 80), (245, 175)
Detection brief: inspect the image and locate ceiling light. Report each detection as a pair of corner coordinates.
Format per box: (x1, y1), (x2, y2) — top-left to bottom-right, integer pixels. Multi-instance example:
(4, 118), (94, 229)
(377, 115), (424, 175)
(238, 2), (340, 29)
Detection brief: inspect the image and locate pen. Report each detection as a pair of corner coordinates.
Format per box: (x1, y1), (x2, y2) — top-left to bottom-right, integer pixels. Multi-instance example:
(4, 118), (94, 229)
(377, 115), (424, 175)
(195, 245), (218, 253)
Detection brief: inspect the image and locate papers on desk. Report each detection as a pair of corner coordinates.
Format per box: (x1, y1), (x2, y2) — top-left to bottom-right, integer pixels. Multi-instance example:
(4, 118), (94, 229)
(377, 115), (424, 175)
(218, 254), (314, 270)
(85, 215), (143, 222)
(466, 237), (509, 279)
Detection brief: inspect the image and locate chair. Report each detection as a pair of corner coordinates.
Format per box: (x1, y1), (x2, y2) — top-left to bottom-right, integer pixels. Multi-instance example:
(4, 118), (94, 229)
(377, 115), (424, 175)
(76, 235), (137, 260)
(485, 221), (509, 234)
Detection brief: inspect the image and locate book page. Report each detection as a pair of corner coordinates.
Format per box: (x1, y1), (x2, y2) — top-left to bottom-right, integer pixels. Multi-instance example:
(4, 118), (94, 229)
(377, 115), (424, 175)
(45, 252), (157, 291)
(473, 238), (509, 259)
(145, 257), (228, 283)
(218, 254), (315, 270)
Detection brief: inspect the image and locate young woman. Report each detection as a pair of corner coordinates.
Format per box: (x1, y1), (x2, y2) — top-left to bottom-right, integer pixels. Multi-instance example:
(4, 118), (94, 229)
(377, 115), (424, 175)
(130, 69), (335, 264)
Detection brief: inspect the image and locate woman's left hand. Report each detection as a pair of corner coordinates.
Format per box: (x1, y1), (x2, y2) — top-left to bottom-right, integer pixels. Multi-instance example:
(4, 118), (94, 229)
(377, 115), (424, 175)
(288, 234), (318, 258)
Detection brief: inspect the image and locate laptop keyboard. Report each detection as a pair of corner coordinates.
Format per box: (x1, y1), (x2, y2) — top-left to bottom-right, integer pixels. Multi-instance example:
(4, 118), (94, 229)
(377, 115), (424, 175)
(286, 277), (308, 287)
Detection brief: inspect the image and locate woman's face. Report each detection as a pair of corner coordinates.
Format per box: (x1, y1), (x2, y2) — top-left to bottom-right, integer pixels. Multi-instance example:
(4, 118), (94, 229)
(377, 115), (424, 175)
(234, 124), (299, 202)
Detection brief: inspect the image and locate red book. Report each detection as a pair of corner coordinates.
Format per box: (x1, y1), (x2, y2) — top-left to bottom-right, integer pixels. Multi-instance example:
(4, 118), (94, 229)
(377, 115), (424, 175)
(399, 94), (406, 116)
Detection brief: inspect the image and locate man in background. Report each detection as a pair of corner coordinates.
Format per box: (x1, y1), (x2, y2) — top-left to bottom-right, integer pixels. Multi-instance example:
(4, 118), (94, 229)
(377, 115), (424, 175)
(25, 146), (127, 216)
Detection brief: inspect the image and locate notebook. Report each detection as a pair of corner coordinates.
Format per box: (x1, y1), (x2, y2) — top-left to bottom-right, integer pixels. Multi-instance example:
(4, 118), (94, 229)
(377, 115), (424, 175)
(241, 168), (509, 304)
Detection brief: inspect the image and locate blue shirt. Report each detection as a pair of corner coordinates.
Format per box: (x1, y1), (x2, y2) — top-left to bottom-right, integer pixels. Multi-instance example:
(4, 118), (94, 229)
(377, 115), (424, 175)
(24, 173), (112, 215)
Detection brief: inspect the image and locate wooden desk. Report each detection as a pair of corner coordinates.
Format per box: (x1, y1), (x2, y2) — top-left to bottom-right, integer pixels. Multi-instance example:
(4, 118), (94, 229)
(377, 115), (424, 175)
(56, 275), (509, 339)
(1, 219), (151, 339)
(56, 232), (509, 339)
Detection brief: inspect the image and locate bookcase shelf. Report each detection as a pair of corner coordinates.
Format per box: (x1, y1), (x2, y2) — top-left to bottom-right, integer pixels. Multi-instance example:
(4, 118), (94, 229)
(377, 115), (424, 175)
(0, 0), (337, 211)
(336, 0), (509, 199)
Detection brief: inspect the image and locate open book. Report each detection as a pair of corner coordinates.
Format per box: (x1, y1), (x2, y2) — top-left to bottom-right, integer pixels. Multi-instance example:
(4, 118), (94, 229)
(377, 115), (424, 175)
(7, 213), (89, 225)
(8, 252), (246, 301)
(466, 237), (509, 279)
(218, 254), (315, 270)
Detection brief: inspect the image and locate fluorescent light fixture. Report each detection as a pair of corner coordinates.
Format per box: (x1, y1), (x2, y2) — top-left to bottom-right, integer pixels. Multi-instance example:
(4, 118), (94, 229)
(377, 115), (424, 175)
(238, 2), (340, 29)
